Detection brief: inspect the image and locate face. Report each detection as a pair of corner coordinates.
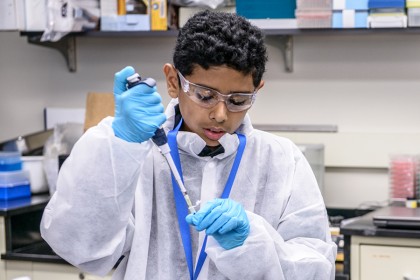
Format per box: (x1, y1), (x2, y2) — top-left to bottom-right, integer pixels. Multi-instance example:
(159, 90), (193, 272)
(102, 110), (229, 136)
(164, 64), (264, 146)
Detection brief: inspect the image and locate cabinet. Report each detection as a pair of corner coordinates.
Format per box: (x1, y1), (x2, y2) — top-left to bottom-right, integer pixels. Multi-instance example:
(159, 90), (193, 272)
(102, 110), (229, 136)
(351, 236), (420, 280)
(0, 196), (113, 280)
(5, 261), (113, 280)
(340, 208), (420, 280)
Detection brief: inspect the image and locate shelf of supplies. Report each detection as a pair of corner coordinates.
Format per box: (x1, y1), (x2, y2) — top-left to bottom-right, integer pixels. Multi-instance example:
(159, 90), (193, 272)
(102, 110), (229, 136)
(20, 27), (420, 73)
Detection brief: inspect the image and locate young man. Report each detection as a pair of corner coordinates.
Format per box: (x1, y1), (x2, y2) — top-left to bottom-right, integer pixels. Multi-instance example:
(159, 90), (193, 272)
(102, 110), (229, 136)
(41, 10), (336, 280)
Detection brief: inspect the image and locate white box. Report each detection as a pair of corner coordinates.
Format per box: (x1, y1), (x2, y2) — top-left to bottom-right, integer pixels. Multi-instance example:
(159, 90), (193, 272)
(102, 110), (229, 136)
(24, 0), (47, 31)
(100, 0), (150, 31)
(0, 0), (25, 30)
(101, 15), (150, 31)
(368, 15), (407, 28)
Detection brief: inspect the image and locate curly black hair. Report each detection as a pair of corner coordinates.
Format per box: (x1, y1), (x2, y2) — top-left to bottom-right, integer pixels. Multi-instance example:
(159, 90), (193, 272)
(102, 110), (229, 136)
(173, 10), (267, 88)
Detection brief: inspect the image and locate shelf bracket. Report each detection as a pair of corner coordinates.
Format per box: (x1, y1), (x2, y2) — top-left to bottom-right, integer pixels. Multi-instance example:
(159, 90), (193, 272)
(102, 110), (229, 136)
(26, 35), (77, 72)
(278, 35), (293, 73)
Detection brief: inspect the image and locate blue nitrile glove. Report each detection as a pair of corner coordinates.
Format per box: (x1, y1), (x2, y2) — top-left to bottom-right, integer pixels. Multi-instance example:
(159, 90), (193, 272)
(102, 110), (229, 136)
(112, 66), (167, 143)
(186, 198), (250, 250)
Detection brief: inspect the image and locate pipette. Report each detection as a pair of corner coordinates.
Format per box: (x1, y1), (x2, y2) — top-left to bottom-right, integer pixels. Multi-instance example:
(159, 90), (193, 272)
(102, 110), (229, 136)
(126, 73), (199, 214)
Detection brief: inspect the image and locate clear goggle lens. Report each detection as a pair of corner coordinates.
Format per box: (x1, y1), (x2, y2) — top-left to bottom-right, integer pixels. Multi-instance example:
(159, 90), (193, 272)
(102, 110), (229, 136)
(177, 70), (256, 113)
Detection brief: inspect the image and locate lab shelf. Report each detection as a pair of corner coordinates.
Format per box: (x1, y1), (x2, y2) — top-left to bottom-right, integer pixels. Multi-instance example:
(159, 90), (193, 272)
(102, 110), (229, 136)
(20, 27), (420, 73)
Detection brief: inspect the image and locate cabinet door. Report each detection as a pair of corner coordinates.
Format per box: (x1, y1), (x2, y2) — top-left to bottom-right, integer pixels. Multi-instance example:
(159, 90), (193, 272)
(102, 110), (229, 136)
(0, 217), (6, 280)
(360, 245), (420, 280)
(5, 261), (33, 280)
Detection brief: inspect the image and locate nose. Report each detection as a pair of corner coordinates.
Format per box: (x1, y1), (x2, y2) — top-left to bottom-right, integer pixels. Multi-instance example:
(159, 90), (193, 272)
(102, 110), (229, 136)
(210, 101), (228, 123)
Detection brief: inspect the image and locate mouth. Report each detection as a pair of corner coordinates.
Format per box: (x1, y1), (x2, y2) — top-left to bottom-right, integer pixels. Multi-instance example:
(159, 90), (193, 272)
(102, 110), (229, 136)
(203, 127), (226, 141)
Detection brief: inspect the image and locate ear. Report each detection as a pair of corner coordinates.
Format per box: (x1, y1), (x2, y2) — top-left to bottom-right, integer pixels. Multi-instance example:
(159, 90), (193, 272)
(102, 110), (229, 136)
(163, 63), (179, 98)
(256, 80), (265, 91)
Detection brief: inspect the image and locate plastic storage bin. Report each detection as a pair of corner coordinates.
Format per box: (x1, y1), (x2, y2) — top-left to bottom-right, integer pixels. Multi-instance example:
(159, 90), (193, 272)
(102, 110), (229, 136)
(296, 9), (332, 28)
(0, 170), (31, 200)
(22, 156), (48, 194)
(408, 8), (420, 26)
(0, 151), (22, 171)
(297, 0), (332, 9)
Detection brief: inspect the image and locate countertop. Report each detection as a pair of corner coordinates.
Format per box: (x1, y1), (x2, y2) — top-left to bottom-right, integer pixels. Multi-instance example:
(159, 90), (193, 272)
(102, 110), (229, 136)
(0, 193), (50, 216)
(340, 207), (420, 239)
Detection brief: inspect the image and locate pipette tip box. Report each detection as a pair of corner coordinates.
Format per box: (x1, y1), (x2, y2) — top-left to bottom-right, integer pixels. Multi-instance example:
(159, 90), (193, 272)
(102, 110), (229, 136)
(0, 171), (31, 200)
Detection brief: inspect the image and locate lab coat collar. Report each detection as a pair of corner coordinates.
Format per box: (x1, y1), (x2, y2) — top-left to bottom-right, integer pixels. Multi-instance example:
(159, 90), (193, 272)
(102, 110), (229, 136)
(163, 99), (253, 160)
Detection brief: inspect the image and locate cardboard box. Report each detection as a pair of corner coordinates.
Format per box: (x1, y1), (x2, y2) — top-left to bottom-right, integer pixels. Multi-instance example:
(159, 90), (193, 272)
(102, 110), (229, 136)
(151, 0), (167, 30)
(84, 92), (114, 132)
(101, 0), (150, 31)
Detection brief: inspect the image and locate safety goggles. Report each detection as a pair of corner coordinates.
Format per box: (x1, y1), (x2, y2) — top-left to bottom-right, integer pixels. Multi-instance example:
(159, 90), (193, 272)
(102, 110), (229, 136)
(176, 70), (257, 113)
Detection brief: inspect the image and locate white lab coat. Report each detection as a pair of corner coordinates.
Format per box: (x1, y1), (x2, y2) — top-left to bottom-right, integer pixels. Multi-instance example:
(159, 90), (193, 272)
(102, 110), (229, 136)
(41, 99), (337, 280)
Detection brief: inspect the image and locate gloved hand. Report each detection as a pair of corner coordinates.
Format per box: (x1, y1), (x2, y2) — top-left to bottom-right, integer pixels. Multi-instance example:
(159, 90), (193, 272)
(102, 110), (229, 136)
(186, 198), (250, 250)
(112, 66), (166, 143)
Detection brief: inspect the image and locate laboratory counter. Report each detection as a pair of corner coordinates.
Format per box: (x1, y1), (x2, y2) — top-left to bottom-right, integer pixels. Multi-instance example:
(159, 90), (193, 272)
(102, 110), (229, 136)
(0, 194), (66, 264)
(340, 207), (420, 280)
(0, 195), (353, 280)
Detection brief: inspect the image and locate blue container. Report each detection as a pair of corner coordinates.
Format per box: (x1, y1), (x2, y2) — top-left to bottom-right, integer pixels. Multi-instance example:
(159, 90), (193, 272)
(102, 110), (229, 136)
(236, 0), (297, 19)
(0, 170), (31, 200)
(369, 0), (406, 8)
(333, 11), (369, 28)
(0, 151), (22, 171)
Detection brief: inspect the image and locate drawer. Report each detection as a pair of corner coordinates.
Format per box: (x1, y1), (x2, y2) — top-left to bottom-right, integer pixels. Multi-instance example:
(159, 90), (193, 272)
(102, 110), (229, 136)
(360, 245), (420, 280)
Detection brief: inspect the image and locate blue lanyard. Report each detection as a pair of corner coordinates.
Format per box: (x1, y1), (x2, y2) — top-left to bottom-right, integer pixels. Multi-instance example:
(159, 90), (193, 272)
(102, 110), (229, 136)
(167, 119), (246, 280)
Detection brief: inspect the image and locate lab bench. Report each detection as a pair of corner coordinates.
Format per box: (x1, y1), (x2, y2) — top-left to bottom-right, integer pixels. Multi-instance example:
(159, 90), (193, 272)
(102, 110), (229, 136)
(340, 209), (420, 280)
(0, 194), (112, 280)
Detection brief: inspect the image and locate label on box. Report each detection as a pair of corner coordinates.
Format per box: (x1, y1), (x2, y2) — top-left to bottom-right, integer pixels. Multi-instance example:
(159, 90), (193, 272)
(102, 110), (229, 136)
(151, 0), (167, 30)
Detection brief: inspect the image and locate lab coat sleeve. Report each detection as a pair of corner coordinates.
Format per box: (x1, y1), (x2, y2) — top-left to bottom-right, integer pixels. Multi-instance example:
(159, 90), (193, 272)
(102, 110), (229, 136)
(40, 117), (153, 276)
(205, 144), (337, 280)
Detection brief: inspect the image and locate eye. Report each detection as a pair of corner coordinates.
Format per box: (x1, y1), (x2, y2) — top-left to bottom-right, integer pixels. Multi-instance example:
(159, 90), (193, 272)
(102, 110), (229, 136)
(229, 95), (250, 106)
(193, 87), (215, 103)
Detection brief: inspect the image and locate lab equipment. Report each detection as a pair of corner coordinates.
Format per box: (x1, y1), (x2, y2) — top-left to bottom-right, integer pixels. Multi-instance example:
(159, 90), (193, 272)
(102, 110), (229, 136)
(389, 155), (419, 201)
(0, 151), (22, 171)
(186, 198), (250, 250)
(126, 72), (199, 214)
(297, 143), (325, 196)
(0, 170), (31, 200)
(112, 66), (166, 143)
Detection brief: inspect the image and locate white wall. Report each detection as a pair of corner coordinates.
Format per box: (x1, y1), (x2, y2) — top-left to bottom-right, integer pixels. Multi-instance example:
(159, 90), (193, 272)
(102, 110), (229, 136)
(1, 31), (420, 208)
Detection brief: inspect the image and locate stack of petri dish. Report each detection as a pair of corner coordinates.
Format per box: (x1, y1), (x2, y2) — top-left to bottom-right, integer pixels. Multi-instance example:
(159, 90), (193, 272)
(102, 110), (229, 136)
(389, 155), (418, 202)
(0, 152), (31, 200)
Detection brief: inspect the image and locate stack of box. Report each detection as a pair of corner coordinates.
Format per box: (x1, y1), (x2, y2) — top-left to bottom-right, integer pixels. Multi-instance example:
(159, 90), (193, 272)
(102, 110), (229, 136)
(101, 0), (167, 31)
(407, 0), (420, 26)
(0, 152), (31, 201)
(368, 0), (407, 28)
(295, 0), (333, 28)
(332, 0), (369, 28)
